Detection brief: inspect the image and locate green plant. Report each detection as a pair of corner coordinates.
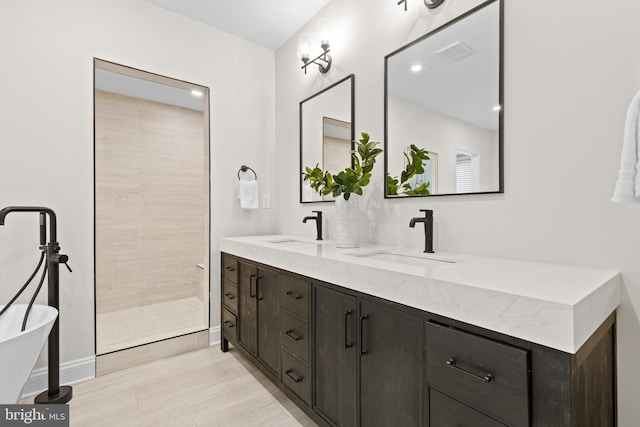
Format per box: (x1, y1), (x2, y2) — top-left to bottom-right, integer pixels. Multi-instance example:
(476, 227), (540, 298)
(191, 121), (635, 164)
(387, 144), (431, 196)
(303, 132), (383, 201)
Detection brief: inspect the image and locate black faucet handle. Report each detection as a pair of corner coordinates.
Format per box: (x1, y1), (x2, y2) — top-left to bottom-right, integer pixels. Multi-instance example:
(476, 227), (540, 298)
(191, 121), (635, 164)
(312, 210), (322, 215)
(53, 253), (73, 272)
(419, 209), (433, 217)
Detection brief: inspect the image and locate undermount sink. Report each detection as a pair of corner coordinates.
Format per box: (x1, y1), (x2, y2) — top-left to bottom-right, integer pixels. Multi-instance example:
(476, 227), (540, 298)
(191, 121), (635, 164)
(349, 251), (455, 268)
(267, 238), (320, 245)
(266, 238), (322, 253)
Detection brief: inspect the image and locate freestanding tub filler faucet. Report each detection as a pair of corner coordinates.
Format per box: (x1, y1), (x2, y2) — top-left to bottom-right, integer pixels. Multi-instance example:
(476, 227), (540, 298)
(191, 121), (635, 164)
(0, 206), (73, 404)
(409, 209), (434, 253)
(303, 210), (323, 240)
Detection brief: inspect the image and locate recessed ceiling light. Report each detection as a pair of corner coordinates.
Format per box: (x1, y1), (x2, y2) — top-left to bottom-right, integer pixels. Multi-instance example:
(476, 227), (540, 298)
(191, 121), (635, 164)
(410, 64), (423, 73)
(191, 90), (203, 97)
(493, 105), (502, 111)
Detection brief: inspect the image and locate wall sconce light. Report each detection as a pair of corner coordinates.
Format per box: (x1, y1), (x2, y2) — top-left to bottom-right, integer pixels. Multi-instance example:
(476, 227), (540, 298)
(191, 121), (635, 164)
(424, 0), (445, 9)
(397, 0), (446, 11)
(297, 19), (332, 74)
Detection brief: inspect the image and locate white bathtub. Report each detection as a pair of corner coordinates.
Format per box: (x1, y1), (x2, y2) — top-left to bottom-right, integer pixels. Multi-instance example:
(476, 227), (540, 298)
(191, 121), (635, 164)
(0, 304), (57, 404)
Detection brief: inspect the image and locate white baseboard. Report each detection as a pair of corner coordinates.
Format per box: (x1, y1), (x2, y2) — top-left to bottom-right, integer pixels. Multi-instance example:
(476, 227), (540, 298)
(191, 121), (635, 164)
(209, 325), (220, 346)
(22, 328), (220, 399)
(21, 356), (95, 399)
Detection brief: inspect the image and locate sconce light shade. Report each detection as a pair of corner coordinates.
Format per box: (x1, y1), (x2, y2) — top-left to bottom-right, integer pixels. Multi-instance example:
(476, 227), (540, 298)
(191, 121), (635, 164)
(318, 18), (332, 51)
(298, 33), (311, 63)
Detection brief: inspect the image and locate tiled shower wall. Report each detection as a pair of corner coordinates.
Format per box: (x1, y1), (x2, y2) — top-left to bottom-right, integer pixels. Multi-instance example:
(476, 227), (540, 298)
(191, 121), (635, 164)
(95, 90), (205, 316)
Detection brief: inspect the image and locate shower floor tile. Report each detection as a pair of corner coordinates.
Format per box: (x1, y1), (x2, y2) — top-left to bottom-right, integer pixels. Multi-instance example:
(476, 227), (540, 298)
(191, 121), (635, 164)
(96, 297), (207, 354)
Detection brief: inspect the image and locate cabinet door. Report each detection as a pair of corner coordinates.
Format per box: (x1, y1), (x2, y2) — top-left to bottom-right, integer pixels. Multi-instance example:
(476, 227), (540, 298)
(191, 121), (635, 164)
(314, 285), (357, 426)
(257, 268), (280, 374)
(238, 261), (258, 355)
(359, 300), (424, 427)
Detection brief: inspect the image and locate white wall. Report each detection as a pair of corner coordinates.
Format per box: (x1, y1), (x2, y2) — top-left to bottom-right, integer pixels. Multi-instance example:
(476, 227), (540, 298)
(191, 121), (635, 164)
(275, 0), (640, 423)
(0, 0), (276, 367)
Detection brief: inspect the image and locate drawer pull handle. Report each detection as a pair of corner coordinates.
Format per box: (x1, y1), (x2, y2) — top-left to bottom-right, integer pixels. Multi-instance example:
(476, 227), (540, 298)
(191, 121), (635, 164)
(249, 274), (257, 298)
(285, 330), (302, 341)
(285, 291), (303, 300)
(360, 315), (368, 356)
(344, 310), (353, 349)
(224, 266), (236, 272)
(285, 369), (303, 383)
(223, 320), (235, 328)
(445, 359), (494, 383)
(224, 292), (235, 300)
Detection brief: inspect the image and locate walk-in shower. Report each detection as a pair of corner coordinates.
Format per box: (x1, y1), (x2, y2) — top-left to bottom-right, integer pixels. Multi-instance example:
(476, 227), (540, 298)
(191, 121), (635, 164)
(93, 60), (210, 369)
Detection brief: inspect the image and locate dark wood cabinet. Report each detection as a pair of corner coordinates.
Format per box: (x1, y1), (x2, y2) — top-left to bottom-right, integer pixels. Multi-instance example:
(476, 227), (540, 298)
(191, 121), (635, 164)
(257, 267), (280, 373)
(429, 389), (506, 427)
(425, 315), (616, 427)
(313, 286), (424, 427)
(426, 321), (529, 427)
(359, 300), (424, 427)
(233, 259), (281, 374)
(220, 252), (616, 427)
(238, 260), (258, 355)
(280, 273), (312, 405)
(221, 254), (238, 352)
(313, 285), (358, 426)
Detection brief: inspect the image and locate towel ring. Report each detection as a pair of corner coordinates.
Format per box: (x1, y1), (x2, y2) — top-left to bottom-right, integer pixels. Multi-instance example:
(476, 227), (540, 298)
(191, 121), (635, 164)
(238, 165), (257, 181)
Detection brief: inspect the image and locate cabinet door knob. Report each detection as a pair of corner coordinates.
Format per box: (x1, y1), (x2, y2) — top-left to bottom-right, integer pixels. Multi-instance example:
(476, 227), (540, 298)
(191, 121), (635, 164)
(445, 358), (494, 383)
(224, 292), (235, 300)
(224, 266), (236, 272)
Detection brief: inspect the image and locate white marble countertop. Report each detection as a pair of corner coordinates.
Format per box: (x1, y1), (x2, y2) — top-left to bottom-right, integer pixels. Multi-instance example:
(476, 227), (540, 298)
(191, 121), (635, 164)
(220, 235), (620, 354)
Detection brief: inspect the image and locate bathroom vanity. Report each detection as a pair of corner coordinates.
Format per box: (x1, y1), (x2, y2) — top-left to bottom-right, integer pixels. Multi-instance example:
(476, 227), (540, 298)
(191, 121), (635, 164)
(220, 236), (619, 427)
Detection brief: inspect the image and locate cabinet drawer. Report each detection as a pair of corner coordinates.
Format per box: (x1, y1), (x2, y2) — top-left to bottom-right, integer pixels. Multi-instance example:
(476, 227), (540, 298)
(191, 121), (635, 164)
(222, 281), (238, 314)
(281, 311), (309, 363)
(281, 350), (311, 405)
(430, 389), (506, 427)
(222, 254), (238, 284)
(222, 308), (237, 342)
(426, 322), (530, 427)
(281, 274), (310, 319)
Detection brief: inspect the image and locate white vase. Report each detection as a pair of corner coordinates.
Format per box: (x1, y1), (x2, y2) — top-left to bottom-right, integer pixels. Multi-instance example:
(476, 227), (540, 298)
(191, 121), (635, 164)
(335, 195), (359, 248)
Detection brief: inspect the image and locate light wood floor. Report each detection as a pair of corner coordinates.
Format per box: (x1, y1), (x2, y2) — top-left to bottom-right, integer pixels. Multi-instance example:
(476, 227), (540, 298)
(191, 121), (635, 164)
(63, 346), (317, 426)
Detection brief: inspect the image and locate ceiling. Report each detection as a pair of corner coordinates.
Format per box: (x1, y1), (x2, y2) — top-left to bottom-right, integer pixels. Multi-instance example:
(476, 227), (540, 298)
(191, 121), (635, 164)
(145, 0), (331, 50)
(95, 68), (206, 111)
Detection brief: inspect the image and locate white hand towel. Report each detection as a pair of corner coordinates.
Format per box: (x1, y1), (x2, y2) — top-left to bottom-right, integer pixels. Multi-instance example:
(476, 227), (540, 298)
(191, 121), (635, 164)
(611, 89), (640, 203)
(239, 180), (259, 209)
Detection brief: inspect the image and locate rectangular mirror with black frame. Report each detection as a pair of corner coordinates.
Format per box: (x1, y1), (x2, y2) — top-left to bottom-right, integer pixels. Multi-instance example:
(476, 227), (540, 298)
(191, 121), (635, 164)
(384, 0), (503, 198)
(300, 75), (355, 203)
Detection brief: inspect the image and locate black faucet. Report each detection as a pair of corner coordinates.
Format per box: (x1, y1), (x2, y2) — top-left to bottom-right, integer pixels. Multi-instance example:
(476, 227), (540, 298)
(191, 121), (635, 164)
(409, 209), (434, 253)
(303, 210), (323, 240)
(0, 206), (73, 404)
